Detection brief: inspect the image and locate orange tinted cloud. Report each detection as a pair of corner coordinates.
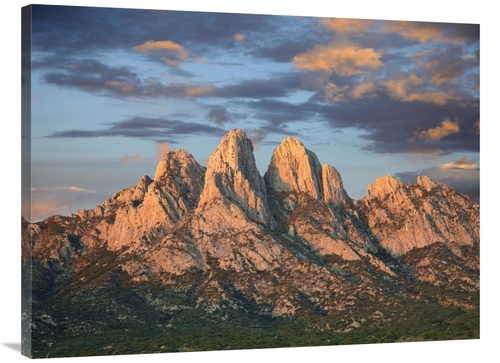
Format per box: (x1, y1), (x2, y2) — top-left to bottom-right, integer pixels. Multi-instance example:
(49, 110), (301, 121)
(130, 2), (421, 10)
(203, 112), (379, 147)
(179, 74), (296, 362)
(293, 43), (384, 76)
(437, 156), (479, 170)
(413, 50), (466, 85)
(106, 80), (134, 92)
(322, 82), (349, 102)
(384, 75), (454, 105)
(156, 142), (174, 159)
(120, 155), (147, 163)
(30, 202), (70, 221)
(414, 118), (460, 140)
(31, 186), (96, 193)
(185, 85), (213, 97)
(132, 40), (189, 58)
(319, 18), (372, 33)
(132, 40), (203, 66)
(473, 120), (480, 135)
(350, 82), (375, 99)
(384, 21), (444, 43)
(234, 33), (245, 42)
(54, 186), (96, 193)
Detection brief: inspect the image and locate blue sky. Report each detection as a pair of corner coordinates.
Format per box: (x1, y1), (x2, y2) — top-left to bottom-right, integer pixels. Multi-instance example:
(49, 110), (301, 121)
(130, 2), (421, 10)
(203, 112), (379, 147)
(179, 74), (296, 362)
(24, 3), (480, 222)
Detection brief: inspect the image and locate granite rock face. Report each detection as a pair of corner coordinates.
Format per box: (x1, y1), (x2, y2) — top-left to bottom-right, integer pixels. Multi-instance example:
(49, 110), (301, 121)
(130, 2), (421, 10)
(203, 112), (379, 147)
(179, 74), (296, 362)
(322, 164), (349, 207)
(198, 129), (275, 228)
(265, 137), (324, 200)
(361, 174), (479, 255)
(25, 129), (480, 324)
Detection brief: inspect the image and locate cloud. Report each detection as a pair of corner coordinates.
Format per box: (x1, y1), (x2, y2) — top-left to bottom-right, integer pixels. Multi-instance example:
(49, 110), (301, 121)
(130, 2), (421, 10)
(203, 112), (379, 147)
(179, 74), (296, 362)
(395, 157), (480, 203)
(437, 156), (479, 170)
(43, 59), (307, 101)
(249, 129), (267, 150)
(350, 82), (376, 99)
(383, 74), (454, 105)
(120, 155), (147, 163)
(42, 58), (214, 98)
(156, 142), (174, 159)
(254, 40), (316, 63)
(319, 18), (372, 33)
(384, 21), (479, 44)
(133, 40), (188, 56)
(46, 116), (227, 142)
(27, 185), (112, 222)
(234, 33), (245, 42)
(31, 186), (96, 193)
(43, 58), (141, 94)
(414, 118), (460, 141)
(31, 6), (284, 60)
(73, 37), (196, 68)
(293, 42), (384, 76)
(473, 120), (480, 135)
(212, 73), (302, 99)
(106, 80), (135, 93)
(207, 107), (246, 125)
(262, 95), (479, 155)
(54, 186), (97, 193)
(322, 82), (350, 103)
(29, 202), (70, 222)
(384, 21), (445, 43)
(413, 47), (479, 86)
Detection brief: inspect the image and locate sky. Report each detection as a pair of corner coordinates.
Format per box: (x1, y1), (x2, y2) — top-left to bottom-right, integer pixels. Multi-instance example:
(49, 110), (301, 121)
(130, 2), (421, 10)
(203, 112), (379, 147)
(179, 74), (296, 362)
(24, 3), (480, 222)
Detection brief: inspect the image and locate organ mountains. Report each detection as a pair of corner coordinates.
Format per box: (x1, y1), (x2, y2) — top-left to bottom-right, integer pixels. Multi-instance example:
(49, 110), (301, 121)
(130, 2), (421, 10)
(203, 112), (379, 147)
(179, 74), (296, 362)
(22, 129), (480, 358)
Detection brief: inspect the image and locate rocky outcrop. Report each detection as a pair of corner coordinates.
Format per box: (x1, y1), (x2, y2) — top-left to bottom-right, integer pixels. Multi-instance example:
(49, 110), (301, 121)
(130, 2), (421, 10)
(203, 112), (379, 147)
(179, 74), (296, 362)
(197, 129), (275, 228)
(361, 175), (479, 255)
(26, 129), (480, 301)
(265, 137), (324, 200)
(100, 149), (206, 250)
(264, 137), (350, 209)
(322, 164), (349, 207)
(24, 129), (480, 355)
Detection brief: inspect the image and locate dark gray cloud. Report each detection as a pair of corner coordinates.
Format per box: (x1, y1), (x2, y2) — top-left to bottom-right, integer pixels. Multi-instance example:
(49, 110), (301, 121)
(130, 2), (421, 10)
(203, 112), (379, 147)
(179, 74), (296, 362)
(31, 5), (286, 60)
(253, 40), (320, 63)
(42, 59), (140, 93)
(32, 5), (479, 159)
(207, 107), (246, 125)
(239, 93), (479, 156)
(46, 116), (227, 141)
(43, 60), (304, 101)
(42, 58), (213, 98)
(315, 95), (479, 155)
(212, 73), (302, 99)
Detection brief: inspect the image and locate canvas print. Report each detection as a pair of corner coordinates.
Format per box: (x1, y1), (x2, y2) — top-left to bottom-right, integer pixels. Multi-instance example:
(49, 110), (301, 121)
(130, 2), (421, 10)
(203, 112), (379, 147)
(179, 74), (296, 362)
(21, 4), (480, 359)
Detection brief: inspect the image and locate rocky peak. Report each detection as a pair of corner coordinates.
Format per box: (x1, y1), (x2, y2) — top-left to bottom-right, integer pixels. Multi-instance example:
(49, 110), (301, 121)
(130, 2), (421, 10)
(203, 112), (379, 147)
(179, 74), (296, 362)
(154, 149), (204, 184)
(362, 174), (479, 255)
(366, 174), (402, 200)
(322, 164), (349, 206)
(264, 137), (324, 200)
(416, 175), (437, 192)
(198, 129), (275, 227)
(132, 175), (152, 201)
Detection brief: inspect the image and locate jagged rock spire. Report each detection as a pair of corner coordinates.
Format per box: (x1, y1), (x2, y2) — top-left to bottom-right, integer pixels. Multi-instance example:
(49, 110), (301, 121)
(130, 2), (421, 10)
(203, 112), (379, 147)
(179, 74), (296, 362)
(264, 137), (349, 206)
(264, 137), (324, 200)
(366, 174), (402, 200)
(198, 129), (275, 227)
(322, 164), (349, 206)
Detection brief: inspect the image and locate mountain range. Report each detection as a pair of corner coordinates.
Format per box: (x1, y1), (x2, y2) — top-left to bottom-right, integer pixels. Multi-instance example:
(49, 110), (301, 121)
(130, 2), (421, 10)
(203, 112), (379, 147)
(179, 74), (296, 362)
(22, 129), (480, 358)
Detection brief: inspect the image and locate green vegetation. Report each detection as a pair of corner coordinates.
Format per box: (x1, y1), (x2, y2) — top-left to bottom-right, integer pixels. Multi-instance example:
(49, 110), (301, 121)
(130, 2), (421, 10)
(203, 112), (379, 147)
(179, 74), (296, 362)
(30, 297), (478, 358)
(28, 267), (479, 358)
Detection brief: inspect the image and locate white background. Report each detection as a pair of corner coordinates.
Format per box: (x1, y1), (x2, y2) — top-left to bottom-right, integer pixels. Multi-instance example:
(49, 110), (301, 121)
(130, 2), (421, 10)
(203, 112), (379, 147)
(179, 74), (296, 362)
(1, 1), (496, 362)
